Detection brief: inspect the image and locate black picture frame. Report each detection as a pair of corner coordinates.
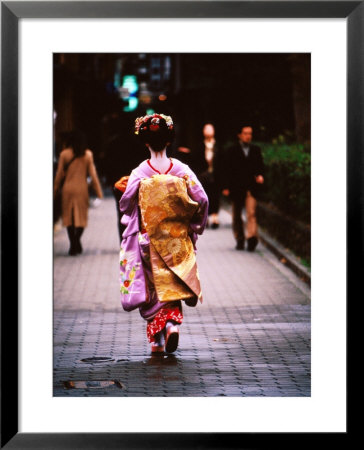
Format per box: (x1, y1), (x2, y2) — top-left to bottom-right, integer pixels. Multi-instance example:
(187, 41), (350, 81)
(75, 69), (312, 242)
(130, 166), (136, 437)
(1, 1), (358, 448)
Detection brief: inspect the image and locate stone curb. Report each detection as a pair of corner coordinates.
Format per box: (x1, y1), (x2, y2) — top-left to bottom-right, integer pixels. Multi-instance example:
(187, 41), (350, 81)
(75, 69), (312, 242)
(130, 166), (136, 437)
(258, 228), (311, 286)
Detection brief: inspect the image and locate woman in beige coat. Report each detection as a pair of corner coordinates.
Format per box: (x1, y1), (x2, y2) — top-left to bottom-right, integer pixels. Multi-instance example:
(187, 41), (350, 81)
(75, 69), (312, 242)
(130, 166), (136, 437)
(54, 131), (103, 255)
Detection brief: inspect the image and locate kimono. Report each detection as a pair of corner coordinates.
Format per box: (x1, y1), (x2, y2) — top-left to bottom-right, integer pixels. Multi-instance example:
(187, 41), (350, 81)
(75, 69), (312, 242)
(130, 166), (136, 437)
(119, 158), (208, 341)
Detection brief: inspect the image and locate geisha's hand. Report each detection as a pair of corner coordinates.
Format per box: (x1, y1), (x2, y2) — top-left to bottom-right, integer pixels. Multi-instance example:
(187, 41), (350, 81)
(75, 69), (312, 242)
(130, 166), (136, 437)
(115, 175), (129, 192)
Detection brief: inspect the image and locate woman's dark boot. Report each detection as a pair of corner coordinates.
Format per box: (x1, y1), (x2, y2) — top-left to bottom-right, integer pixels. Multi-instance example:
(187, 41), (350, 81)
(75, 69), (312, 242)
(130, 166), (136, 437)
(74, 227), (84, 254)
(67, 226), (77, 256)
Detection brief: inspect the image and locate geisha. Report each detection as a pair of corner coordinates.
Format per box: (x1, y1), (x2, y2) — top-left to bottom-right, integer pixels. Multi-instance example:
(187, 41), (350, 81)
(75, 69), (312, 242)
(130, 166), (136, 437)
(119, 114), (209, 354)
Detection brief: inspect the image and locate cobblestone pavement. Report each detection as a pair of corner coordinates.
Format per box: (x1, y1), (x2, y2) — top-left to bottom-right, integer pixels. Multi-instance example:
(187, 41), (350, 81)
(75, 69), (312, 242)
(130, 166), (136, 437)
(53, 196), (310, 397)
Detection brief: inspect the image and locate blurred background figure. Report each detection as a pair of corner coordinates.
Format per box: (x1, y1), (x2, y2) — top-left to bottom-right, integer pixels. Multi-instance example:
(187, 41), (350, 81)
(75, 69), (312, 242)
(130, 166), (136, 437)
(53, 131), (70, 226)
(222, 125), (265, 251)
(54, 130), (104, 255)
(99, 113), (145, 242)
(192, 123), (222, 229)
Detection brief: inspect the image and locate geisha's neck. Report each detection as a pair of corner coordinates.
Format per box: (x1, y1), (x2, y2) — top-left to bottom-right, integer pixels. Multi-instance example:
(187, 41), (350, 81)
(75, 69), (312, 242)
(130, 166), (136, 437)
(148, 147), (171, 173)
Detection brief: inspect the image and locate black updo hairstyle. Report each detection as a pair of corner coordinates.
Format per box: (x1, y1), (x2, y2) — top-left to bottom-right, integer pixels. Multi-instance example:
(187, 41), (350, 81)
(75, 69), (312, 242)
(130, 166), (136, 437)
(136, 114), (175, 152)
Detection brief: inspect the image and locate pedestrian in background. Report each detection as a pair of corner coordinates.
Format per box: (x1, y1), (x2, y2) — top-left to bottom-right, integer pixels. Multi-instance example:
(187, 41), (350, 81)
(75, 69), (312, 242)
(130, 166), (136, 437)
(54, 130), (103, 255)
(193, 123), (222, 229)
(100, 114), (144, 242)
(119, 113), (208, 354)
(222, 125), (265, 251)
(53, 131), (70, 225)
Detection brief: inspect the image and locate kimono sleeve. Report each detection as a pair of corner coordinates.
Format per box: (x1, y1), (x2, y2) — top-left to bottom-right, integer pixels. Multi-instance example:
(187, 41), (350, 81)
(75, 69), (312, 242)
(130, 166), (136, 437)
(119, 170), (140, 216)
(182, 166), (209, 236)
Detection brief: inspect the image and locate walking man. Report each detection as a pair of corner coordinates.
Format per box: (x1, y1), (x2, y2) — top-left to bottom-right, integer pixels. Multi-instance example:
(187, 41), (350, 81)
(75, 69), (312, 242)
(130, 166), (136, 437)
(222, 125), (264, 251)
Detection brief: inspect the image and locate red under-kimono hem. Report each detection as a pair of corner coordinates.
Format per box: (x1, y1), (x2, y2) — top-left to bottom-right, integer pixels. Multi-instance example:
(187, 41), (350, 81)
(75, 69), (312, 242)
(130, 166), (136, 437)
(147, 304), (183, 343)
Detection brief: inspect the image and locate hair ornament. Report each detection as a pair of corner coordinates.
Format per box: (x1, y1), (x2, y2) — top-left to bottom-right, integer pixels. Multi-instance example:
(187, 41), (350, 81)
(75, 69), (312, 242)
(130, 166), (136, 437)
(134, 113), (173, 135)
(150, 117), (160, 131)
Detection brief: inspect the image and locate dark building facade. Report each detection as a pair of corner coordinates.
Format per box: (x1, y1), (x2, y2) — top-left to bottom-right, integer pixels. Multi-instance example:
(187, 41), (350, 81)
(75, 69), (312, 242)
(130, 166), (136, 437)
(53, 53), (310, 177)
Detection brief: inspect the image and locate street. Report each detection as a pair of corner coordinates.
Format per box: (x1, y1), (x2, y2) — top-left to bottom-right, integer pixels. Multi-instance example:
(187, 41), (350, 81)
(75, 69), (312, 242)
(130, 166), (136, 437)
(53, 196), (310, 397)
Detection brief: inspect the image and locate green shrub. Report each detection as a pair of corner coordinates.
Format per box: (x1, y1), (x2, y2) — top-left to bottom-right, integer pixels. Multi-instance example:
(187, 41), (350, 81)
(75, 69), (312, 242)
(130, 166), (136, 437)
(259, 142), (311, 224)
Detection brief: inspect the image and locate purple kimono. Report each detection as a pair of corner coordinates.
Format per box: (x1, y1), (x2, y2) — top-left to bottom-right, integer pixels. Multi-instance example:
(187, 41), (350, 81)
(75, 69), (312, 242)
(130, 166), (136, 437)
(119, 158), (208, 320)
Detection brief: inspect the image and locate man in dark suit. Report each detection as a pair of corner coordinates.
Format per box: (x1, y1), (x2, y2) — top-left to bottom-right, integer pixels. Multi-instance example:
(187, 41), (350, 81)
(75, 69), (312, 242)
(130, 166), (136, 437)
(222, 125), (264, 251)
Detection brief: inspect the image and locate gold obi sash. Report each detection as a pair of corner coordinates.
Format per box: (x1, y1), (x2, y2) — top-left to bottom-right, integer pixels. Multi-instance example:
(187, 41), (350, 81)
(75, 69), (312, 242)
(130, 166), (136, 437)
(139, 174), (202, 303)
